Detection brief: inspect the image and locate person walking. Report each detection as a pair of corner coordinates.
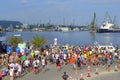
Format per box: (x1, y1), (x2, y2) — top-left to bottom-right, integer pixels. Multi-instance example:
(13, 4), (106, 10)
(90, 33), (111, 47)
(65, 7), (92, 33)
(62, 72), (69, 80)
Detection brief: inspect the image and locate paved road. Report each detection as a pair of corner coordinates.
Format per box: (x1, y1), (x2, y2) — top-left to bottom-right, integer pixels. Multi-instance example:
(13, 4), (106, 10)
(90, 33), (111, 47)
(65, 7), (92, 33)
(87, 71), (120, 80)
(3, 63), (120, 80)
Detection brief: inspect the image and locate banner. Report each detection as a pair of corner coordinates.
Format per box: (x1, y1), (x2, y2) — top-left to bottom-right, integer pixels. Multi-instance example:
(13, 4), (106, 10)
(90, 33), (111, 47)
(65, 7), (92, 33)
(17, 42), (26, 56)
(18, 42), (26, 49)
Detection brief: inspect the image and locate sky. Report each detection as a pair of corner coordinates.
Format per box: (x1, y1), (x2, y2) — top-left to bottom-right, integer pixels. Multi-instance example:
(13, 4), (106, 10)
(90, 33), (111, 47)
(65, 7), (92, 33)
(0, 0), (120, 26)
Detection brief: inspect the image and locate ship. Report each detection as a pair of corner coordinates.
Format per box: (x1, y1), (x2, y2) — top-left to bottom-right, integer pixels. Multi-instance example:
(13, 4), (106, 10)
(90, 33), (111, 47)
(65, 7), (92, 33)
(96, 12), (120, 33)
(96, 21), (120, 33)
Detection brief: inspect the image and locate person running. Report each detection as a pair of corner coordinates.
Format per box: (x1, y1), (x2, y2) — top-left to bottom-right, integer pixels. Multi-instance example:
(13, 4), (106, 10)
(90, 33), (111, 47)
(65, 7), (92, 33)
(41, 57), (46, 72)
(17, 61), (22, 78)
(9, 62), (15, 80)
(9, 69), (14, 80)
(32, 58), (40, 74)
(34, 49), (39, 58)
(106, 53), (111, 72)
(56, 58), (61, 71)
(63, 53), (67, 65)
(62, 72), (69, 80)
(76, 58), (81, 70)
(24, 58), (30, 73)
(70, 57), (76, 70)
(13, 62), (18, 78)
(49, 53), (54, 64)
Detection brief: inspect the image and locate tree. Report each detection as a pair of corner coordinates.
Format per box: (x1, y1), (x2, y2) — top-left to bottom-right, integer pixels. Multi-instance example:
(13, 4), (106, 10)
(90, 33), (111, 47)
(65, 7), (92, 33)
(31, 35), (47, 49)
(8, 36), (23, 48)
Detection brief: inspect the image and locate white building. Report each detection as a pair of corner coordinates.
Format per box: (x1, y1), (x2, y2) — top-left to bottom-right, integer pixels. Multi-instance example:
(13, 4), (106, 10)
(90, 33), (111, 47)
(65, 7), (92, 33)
(59, 27), (70, 32)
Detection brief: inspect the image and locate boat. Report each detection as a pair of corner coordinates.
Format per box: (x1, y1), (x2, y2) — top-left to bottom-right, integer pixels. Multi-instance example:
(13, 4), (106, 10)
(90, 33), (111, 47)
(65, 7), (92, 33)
(96, 13), (120, 33)
(96, 21), (120, 33)
(13, 33), (21, 37)
(94, 41), (116, 53)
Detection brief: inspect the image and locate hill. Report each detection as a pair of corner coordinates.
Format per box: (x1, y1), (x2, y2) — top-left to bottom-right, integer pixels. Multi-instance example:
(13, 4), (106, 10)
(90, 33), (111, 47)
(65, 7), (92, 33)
(0, 20), (23, 28)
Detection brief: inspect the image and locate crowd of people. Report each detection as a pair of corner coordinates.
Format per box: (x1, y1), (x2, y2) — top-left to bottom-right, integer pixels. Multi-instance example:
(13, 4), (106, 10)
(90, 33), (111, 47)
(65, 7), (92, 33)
(0, 44), (120, 80)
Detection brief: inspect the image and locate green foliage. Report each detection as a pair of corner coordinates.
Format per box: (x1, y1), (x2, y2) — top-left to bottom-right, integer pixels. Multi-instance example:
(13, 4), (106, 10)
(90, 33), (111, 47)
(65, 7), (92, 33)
(8, 36), (23, 47)
(31, 35), (47, 49)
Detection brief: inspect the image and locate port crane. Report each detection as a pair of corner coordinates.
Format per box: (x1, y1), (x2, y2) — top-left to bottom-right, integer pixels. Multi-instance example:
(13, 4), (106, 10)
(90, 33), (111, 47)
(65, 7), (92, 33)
(90, 12), (96, 28)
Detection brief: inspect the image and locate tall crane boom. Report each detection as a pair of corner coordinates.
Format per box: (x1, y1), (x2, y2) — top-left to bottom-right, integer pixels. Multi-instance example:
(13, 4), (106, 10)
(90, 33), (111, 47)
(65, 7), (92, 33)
(90, 12), (96, 28)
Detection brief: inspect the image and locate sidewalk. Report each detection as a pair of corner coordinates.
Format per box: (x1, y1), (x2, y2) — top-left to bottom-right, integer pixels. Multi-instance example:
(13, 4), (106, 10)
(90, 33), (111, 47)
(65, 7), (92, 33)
(87, 71), (120, 80)
(80, 63), (120, 80)
(4, 63), (120, 80)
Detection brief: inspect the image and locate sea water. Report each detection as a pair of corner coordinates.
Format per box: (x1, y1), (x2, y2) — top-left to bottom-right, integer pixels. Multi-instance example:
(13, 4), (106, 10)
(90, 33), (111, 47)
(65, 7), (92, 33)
(6, 31), (120, 47)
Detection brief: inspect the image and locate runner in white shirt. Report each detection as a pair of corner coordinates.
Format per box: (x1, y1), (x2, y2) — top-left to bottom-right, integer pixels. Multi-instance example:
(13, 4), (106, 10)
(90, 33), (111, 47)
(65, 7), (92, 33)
(63, 54), (67, 65)
(24, 58), (30, 73)
(55, 53), (59, 60)
(9, 69), (14, 80)
(9, 62), (15, 80)
(41, 58), (46, 72)
(34, 50), (39, 58)
(33, 58), (40, 74)
(114, 52), (118, 61)
(9, 62), (14, 70)
(14, 62), (18, 78)
(17, 61), (22, 78)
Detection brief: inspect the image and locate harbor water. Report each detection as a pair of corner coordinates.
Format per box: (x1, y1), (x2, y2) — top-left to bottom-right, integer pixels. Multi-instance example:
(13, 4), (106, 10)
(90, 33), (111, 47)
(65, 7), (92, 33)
(6, 31), (120, 47)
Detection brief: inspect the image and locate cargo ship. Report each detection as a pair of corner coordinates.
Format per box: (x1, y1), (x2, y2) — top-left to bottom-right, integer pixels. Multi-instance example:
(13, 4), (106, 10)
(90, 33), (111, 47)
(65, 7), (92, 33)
(96, 21), (120, 33)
